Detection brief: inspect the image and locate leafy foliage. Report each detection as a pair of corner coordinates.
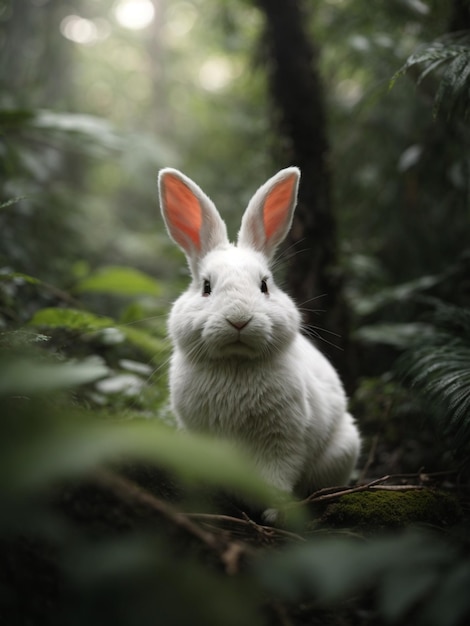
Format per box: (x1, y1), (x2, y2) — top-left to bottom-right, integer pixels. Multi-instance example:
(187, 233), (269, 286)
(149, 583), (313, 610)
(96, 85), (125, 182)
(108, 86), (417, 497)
(1, 2), (469, 626)
(0, 365), (271, 502)
(257, 531), (470, 626)
(0, 354), (109, 395)
(399, 303), (470, 463)
(392, 31), (470, 119)
(0, 349), (273, 626)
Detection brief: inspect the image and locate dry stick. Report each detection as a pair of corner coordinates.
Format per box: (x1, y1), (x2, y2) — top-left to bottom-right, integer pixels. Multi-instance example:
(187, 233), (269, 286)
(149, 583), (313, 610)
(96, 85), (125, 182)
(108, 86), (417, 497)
(295, 469), (461, 509)
(187, 512), (306, 543)
(302, 476), (396, 505)
(242, 511), (307, 543)
(221, 542), (247, 576)
(369, 485), (425, 491)
(94, 469), (302, 558)
(294, 473), (425, 508)
(91, 468), (458, 562)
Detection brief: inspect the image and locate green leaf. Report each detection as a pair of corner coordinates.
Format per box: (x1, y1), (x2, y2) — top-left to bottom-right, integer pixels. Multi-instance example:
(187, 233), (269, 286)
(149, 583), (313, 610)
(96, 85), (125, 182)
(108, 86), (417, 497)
(390, 35), (470, 120)
(355, 323), (433, 348)
(29, 307), (168, 358)
(434, 52), (470, 118)
(397, 303), (470, 460)
(0, 270), (41, 285)
(379, 565), (439, 622)
(29, 307), (115, 331)
(257, 532), (454, 610)
(353, 274), (440, 316)
(74, 266), (162, 297)
(422, 561), (470, 626)
(0, 356), (109, 395)
(5, 417), (276, 507)
(416, 56), (450, 84)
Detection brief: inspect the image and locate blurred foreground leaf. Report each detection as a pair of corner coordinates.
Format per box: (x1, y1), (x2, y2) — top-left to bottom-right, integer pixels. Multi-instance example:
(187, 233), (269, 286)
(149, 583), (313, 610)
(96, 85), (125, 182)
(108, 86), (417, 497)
(256, 531), (469, 625)
(0, 349), (273, 506)
(0, 355), (109, 395)
(2, 415), (276, 508)
(63, 534), (262, 626)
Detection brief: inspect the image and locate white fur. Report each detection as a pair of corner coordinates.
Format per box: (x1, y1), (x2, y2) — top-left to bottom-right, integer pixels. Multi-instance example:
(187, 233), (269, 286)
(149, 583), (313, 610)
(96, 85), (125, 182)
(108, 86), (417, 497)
(158, 167), (361, 498)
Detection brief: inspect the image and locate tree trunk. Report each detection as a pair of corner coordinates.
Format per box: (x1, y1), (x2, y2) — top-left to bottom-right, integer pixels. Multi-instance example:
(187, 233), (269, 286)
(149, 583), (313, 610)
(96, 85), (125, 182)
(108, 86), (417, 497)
(255, 0), (353, 385)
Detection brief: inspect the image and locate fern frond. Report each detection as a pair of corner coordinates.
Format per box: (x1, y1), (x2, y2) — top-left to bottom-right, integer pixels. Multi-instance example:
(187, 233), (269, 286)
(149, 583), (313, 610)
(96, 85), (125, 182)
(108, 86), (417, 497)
(391, 31), (470, 120)
(398, 304), (470, 462)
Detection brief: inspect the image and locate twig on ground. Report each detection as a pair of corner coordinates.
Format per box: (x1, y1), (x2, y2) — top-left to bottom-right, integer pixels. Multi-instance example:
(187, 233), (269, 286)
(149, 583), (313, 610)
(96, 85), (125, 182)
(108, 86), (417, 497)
(187, 512), (306, 543)
(294, 470), (459, 508)
(88, 467), (462, 565)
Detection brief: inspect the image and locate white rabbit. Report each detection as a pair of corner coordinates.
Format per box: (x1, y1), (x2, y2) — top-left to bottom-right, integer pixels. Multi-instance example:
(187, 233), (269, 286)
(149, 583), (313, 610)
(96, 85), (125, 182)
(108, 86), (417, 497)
(158, 167), (361, 501)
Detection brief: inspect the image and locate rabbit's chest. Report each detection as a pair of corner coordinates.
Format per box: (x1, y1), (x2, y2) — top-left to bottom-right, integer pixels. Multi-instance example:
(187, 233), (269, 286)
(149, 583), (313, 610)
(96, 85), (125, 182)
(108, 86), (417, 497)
(171, 357), (302, 437)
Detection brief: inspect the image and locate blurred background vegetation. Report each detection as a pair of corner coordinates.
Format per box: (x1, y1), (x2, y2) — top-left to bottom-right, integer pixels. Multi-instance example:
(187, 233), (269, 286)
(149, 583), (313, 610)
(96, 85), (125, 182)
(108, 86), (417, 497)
(1, 1), (470, 625)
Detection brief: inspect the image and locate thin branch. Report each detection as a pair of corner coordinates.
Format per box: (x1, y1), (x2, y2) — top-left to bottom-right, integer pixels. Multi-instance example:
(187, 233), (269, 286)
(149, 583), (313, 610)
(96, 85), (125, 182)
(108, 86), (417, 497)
(91, 468), (254, 576)
(369, 485), (425, 491)
(302, 476), (398, 505)
(187, 512), (306, 543)
(293, 471), (455, 508)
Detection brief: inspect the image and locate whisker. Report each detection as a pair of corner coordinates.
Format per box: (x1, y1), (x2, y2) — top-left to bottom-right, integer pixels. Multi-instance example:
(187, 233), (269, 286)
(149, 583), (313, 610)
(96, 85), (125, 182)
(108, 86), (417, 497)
(298, 307), (326, 315)
(301, 324), (344, 351)
(297, 294), (328, 307)
(146, 355), (172, 380)
(304, 324), (342, 338)
(272, 247), (310, 268)
(119, 312), (170, 327)
(271, 238), (308, 272)
(276, 237), (307, 260)
(186, 340), (207, 364)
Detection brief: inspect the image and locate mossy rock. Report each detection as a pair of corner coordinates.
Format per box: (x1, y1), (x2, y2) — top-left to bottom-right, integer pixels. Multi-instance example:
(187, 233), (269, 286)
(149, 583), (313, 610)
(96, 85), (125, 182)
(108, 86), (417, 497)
(321, 489), (462, 530)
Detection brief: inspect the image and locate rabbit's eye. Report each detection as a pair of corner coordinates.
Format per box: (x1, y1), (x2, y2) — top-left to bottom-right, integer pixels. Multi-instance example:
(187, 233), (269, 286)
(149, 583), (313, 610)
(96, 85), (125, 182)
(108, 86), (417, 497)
(260, 279), (269, 295)
(202, 279), (212, 296)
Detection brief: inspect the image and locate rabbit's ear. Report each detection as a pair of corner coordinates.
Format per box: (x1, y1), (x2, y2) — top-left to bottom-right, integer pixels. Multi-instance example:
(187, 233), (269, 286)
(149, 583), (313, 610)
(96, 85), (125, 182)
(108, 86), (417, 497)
(159, 168), (228, 274)
(237, 167), (300, 259)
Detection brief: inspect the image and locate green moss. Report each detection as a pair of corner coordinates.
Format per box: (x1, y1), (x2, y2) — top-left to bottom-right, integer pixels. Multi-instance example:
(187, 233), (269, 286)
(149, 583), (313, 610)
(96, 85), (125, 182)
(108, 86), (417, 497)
(321, 489), (462, 529)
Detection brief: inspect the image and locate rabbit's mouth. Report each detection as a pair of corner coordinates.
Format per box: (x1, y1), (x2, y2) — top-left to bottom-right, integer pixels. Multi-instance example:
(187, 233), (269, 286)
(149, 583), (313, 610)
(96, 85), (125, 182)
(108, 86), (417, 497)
(228, 338), (254, 355)
(200, 315), (271, 359)
(217, 335), (262, 359)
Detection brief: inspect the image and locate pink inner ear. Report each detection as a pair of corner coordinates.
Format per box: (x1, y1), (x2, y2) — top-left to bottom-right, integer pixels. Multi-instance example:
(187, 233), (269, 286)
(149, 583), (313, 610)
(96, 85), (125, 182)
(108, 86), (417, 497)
(163, 174), (202, 250)
(263, 173), (296, 240)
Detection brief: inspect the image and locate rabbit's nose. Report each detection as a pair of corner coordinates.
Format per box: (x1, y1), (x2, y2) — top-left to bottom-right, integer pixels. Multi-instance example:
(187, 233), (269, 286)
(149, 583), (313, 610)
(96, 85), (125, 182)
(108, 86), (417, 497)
(227, 318), (251, 331)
